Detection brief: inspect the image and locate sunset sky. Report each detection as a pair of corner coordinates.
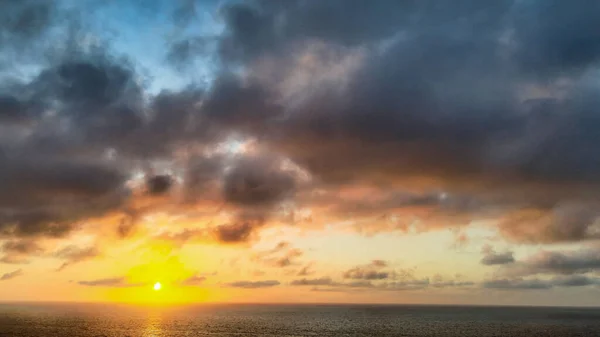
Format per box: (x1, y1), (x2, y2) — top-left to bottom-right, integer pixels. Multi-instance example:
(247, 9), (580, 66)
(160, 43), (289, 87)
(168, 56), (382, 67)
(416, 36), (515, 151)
(2, 0), (600, 307)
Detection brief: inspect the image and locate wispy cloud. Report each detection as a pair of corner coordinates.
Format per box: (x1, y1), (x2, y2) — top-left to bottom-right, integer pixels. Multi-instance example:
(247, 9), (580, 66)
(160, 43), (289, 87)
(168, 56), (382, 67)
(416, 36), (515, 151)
(0, 269), (23, 281)
(78, 277), (145, 288)
(225, 280), (280, 289)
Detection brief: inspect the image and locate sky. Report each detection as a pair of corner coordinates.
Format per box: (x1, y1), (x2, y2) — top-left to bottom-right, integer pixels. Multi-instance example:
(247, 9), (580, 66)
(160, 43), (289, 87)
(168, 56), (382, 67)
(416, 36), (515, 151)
(1, 0), (600, 307)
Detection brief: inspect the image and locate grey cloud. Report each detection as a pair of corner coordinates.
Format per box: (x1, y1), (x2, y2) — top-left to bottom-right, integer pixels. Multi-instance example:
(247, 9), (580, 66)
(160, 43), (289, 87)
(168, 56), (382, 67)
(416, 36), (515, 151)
(343, 260), (391, 280)
(483, 278), (552, 290)
(1, 240), (42, 255)
(172, 0), (600, 244)
(0, 269), (23, 281)
(179, 275), (207, 286)
(78, 277), (144, 287)
(521, 248), (600, 275)
(431, 280), (476, 288)
(344, 269), (389, 281)
(225, 280), (280, 288)
(307, 277), (471, 292)
(499, 202), (600, 244)
(512, 0), (600, 77)
(0, 95), (29, 123)
(222, 154), (297, 207)
(4, 0), (600, 251)
(54, 245), (100, 271)
(146, 175), (174, 195)
(483, 275), (600, 290)
(0, 155), (129, 239)
(0, 239), (43, 264)
(290, 277), (334, 286)
(296, 264), (314, 276)
(481, 245), (515, 266)
(551, 275), (600, 287)
(0, 0), (56, 53)
(214, 219), (257, 243)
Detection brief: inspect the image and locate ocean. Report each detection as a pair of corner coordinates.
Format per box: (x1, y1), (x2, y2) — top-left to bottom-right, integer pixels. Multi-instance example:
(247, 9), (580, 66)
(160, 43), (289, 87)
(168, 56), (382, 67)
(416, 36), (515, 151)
(1, 303), (600, 336)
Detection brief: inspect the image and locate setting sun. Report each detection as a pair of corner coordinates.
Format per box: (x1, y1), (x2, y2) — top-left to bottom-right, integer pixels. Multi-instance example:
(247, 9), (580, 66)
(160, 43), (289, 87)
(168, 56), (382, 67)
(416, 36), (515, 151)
(153, 282), (162, 291)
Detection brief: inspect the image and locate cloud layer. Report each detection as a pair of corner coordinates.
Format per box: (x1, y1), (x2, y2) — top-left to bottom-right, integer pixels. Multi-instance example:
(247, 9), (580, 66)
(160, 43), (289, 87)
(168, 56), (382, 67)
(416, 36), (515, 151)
(2, 0), (600, 299)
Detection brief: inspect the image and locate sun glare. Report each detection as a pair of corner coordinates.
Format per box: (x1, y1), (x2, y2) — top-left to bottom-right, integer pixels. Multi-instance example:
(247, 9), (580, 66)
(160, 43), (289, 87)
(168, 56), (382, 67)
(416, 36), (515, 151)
(153, 282), (162, 291)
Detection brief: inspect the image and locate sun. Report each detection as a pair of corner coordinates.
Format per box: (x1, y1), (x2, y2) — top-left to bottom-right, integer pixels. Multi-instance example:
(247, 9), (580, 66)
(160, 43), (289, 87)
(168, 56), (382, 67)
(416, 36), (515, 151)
(153, 282), (162, 291)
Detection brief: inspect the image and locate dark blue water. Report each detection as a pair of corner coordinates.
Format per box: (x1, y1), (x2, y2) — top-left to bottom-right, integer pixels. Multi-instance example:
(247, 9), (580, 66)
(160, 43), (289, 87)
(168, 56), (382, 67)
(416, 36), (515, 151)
(1, 303), (600, 336)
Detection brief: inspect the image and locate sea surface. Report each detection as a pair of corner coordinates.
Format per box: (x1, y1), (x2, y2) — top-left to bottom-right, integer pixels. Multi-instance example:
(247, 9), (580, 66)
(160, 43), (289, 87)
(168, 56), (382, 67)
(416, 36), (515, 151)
(1, 303), (600, 336)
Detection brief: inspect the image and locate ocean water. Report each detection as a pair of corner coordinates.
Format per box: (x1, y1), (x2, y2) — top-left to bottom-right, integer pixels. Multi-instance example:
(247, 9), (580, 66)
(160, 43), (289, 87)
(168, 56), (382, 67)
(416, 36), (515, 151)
(1, 303), (600, 336)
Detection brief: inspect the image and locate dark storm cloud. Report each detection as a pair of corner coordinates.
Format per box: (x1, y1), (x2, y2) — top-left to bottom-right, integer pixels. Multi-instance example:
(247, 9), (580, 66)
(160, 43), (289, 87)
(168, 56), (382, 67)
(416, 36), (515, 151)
(78, 276), (144, 287)
(0, 157), (128, 239)
(480, 245), (515, 266)
(512, 0), (600, 77)
(0, 269), (23, 281)
(161, 0), (600, 244)
(0, 95), (29, 123)
(25, 54), (146, 149)
(222, 154), (297, 207)
(0, 157), (126, 205)
(225, 280), (280, 288)
(146, 175), (174, 195)
(0, 0), (56, 52)
(3, 0), (600, 250)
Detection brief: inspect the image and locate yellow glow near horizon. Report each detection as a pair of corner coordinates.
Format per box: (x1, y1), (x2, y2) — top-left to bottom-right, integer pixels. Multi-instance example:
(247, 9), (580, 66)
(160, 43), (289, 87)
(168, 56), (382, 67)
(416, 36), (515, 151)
(153, 282), (162, 291)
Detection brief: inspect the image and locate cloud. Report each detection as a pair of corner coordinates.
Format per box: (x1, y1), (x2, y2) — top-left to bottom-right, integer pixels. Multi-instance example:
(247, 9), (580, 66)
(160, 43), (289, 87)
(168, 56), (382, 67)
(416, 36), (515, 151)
(170, 0), (600, 244)
(214, 219), (258, 244)
(0, 239), (43, 264)
(296, 264), (314, 276)
(3, 0), (600, 261)
(222, 154), (298, 207)
(254, 241), (304, 268)
(179, 275), (207, 286)
(343, 260), (391, 280)
(225, 280), (280, 289)
(519, 247), (600, 275)
(53, 245), (100, 271)
(483, 275), (600, 290)
(0, 269), (23, 281)
(292, 272), (474, 292)
(483, 278), (553, 290)
(552, 275), (600, 287)
(0, 0), (57, 53)
(431, 280), (476, 289)
(290, 277), (334, 286)
(480, 245), (515, 266)
(512, 0), (600, 76)
(146, 175), (174, 196)
(78, 277), (144, 288)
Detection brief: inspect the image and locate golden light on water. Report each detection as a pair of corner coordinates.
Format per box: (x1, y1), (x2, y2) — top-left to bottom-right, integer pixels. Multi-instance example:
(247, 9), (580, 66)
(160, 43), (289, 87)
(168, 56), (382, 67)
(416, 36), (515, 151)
(153, 282), (162, 291)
